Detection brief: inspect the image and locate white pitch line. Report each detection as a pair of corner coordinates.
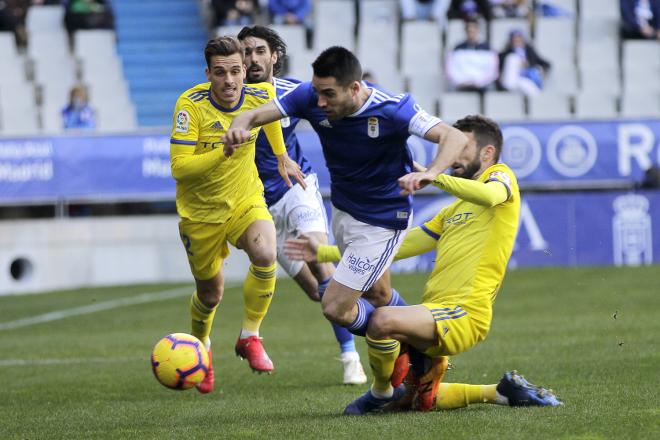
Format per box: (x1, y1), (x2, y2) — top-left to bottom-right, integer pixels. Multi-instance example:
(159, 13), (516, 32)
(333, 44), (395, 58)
(0, 357), (141, 367)
(0, 286), (191, 331)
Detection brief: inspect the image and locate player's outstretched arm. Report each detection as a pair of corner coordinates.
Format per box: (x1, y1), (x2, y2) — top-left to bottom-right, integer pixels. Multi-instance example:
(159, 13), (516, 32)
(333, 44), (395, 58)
(399, 123), (468, 195)
(284, 227), (438, 264)
(222, 101), (283, 156)
(433, 174), (509, 207)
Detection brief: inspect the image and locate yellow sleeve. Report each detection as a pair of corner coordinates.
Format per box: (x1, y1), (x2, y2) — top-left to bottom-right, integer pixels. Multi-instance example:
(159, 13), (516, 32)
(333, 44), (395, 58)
(170, 144), (223, 182)
(393, 227), (438, 260)
(317, 244), (342, 263)
(432, 174), (509, 207)
(316, 227), (438, 263)
(170, 97), (199, 143)
(257, 82), (286, 156)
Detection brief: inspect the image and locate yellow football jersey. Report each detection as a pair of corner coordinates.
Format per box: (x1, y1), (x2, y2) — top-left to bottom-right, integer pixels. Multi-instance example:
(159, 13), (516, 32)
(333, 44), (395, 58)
(422, 163), (520, 309)
(170, 82), (285, 223)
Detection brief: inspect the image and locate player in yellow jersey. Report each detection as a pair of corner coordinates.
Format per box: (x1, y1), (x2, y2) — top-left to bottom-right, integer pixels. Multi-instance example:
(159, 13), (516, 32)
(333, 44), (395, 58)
(170, 36), (305, 394)
(285, 115), (562, 413)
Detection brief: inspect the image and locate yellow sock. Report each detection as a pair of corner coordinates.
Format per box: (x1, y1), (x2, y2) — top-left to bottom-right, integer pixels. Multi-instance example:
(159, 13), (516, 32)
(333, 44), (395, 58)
(366, 335), (400, 395)
(242, 263), (277, 333)
(190, 291), (217, 348)
(436, 383), (498, 409)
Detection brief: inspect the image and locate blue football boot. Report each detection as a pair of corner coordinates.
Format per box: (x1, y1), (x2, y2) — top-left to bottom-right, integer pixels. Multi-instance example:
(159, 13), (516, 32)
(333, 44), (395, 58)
(496, 371), (563, 407)
(343, 384), (407, 415)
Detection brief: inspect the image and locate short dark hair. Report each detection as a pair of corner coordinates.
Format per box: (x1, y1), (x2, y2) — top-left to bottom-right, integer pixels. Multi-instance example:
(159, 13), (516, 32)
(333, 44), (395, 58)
(453, 115), (503, 163)
(237, 25), (288, 76)
(204, 36), (243, 68)
(312, 46), (362, 87)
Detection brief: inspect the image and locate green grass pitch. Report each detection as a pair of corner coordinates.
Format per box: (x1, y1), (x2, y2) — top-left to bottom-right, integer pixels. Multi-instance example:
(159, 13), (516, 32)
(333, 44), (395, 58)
(0, 266), (658, 439)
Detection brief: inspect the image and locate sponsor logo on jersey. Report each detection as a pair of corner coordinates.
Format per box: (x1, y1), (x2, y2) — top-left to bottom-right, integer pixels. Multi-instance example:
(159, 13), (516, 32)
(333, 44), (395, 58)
(367, 117), (379, 138)
(319, 119), (332, 128)
(175, 110), (189, 133)
(396, 211), (409, 219)
(346, 253), (379, 275)
(445, 212), (474, 226)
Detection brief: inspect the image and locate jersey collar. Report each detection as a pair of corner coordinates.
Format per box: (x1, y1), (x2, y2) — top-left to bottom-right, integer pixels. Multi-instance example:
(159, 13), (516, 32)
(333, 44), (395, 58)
(208, 86), (245, 113)
(348, 83), (375, 118)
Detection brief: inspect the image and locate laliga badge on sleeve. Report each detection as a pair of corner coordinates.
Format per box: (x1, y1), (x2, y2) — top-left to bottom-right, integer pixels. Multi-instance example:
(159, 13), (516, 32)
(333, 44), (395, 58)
(489, 170), (512, 186)
(367, 117), (379, 138)
(175, 110), (190, 133)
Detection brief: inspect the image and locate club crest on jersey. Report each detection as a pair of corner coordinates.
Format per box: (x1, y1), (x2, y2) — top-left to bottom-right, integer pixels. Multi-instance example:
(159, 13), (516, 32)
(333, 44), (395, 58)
(367, 117), (379, 138)
(211, 121), (223, 130)
(175, 110), (189, 133)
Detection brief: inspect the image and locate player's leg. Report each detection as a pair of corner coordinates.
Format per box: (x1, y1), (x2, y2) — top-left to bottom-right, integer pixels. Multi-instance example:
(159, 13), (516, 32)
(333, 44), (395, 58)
(229, 196), (278, 373)
(437, 371), (563, 409)
(178, 219), (228, 394)
(363, 270), (408, 308)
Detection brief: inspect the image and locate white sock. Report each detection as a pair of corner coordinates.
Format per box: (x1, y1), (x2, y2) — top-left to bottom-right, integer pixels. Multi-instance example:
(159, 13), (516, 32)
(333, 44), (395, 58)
(494, 390), (509, 406)
(370, 384), (393, 399)
(341, 351), (360, 361)
(240, 329), (259, 339)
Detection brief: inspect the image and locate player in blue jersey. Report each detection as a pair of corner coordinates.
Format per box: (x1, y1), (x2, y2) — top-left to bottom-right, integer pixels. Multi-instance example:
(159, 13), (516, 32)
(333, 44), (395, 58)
(223, 46), (469, 406)
(237, 25), (366, 385)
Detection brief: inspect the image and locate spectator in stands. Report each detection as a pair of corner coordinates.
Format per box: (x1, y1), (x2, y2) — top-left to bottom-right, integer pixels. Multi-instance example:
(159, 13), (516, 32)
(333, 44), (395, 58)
(62, 85), (96, 130)
(0, 0), (28, 47)
(498, 29), (551, 96)
(489, 0), (529, 18)
(446, 18), (498, 91)
(64, 0), (114, 34)
(400, 0), (448, 21)
(211, 0), (257, 27)
(620, 0), (660, 40)
(268, 0), (311, 26)
(447, 0), (493, 21)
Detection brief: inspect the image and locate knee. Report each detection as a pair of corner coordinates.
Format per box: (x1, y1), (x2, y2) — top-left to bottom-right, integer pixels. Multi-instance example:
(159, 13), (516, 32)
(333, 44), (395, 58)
(249, 246), (277, 267)
(197, 283), (224, 308)
(366, 308), (393, 340)
(321, 298), (351, 326)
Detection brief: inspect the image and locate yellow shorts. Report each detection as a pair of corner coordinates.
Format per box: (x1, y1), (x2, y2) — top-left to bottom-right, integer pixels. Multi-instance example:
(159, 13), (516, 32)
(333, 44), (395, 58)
(178, 194), (273, 280)
(421, 303), (492, 357)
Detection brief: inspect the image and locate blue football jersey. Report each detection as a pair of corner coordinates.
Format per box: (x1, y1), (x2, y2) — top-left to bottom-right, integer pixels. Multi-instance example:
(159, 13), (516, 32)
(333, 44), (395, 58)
(254, 77), (313, 207)
(275, 82), (441, 230)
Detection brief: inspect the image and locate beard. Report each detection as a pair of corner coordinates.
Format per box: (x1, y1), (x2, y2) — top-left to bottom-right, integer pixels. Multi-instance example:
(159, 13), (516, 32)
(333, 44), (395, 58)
(246, 65), (269, 83)
(451, 156), (481, 180)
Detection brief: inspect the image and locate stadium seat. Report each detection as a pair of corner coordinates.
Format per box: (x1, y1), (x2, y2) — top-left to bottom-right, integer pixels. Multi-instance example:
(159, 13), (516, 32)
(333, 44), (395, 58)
(96, 101), (138, 133)
(364, 69), (404, 95)
(27, 31), (70, 61)
(0, 32), (18, 59)
(25, 5), (65, 34)
(527, 94), (571, 120)
(408, 73), (441, 114)
(488, 18), (530, 52)
(534, 18), (575, 71)
(574, 93), (618, 119)
(578, 17), (619, 40)
(314, 0), (356, 52)
(401, 21), (441, 76)
(548, 0), (576, 15)
(623, 69), (660, 94)
(444, 19), (465, 52)
(623, 40), (660, 72)
(359, 0), (398, 24)
(544, 67), (578, 94)
(357, 22), (398, 82)
(269, 25), (307, 59)
(287, 49), (316, 81)
(439, 92), (480, 123)
(620, 92), (660, 118)
(579, 0), (619, 21)
(40, 102), (64, 134)
(578, 40), (619, 71)
(0, 83), (39, 135)
(215, 24), (247, 39)
(74, 30), (117, 61)
(0, 34), (26, 87)
(483, 92), (525, 121)
(580, 67), (621, 94)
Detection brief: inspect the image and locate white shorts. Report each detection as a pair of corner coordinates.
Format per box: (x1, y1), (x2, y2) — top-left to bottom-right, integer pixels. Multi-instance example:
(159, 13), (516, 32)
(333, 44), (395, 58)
(332, 206), (409, 292)
(269, 173), (329, 277)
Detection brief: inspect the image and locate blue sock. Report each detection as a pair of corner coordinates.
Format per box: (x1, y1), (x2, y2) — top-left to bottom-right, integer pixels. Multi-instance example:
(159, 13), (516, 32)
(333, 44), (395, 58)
(387, 288), (408, 307)
(346, 297), (375, 337)
(318, 277), (357, 353)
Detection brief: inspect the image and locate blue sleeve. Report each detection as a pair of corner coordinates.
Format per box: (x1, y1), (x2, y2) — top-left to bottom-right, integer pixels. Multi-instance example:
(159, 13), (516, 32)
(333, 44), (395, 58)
(274, 81), (311, 119)
(394, 94), (442, 138)
(295, 0), (312, 20)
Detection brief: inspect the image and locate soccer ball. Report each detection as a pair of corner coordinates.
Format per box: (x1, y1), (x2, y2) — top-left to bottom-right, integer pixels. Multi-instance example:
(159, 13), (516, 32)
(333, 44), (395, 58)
(151, 333), (209, 390)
